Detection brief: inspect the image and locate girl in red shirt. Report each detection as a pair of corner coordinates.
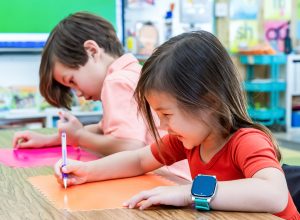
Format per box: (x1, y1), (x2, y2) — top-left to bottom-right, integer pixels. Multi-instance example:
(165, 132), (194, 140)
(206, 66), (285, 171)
(54, 31), (299, 219)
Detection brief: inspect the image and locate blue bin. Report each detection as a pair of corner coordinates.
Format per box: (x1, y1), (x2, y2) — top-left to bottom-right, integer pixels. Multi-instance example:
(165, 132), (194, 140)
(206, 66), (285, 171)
(292, 111), (300, 127)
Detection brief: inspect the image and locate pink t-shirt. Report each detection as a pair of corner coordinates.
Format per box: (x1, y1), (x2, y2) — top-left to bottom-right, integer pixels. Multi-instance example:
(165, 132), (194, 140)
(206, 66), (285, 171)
(100, 53), (152, 144)
(100, 53), (191, 180)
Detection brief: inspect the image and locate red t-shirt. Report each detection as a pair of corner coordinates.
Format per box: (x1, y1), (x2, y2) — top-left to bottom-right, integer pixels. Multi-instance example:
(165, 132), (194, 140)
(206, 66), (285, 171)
(150, 128), (299, 220)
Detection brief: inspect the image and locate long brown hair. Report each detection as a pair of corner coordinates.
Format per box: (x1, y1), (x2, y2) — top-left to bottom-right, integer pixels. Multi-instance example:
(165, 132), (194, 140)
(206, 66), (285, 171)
(39, 12), (124, 109)
(134, 31), (281, 161)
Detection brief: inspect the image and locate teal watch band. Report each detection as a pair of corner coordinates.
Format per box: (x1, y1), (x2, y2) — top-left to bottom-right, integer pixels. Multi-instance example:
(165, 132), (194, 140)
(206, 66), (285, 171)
(194, 197), (210, 211)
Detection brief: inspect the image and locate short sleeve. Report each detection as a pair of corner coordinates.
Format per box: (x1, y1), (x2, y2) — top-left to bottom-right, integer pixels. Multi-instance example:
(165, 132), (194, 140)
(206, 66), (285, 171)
(100, 73), (148, 143)
(150, 135), (187, 165)
(232, 130), (281, 178)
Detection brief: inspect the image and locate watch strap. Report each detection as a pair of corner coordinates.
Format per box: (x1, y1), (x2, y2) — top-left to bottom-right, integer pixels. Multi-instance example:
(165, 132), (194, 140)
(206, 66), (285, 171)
(194, 197), (210, 211)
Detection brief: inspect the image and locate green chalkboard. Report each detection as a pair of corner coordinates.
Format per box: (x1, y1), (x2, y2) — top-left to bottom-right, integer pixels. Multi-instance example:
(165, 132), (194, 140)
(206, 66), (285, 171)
(0, 0), (116, 33)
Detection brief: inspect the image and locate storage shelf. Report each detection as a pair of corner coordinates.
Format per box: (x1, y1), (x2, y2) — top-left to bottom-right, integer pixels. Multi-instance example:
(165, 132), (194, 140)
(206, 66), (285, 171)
(240, 54), (287, 65)
(286, 55), (300, 132)
(244, 80), (286, 92)
(248, 108), (285, 120)
(248, 108), (285, 126)
(240, 54), (286, 126)
(0, 109), (103, 128)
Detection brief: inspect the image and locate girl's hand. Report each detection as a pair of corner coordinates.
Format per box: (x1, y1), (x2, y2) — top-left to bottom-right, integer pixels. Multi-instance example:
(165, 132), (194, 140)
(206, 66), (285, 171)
(54, 159), (89, 186)
(123, 184), (193, 210)
(57, 111), (84, 147)
(12, 131), (50, 149)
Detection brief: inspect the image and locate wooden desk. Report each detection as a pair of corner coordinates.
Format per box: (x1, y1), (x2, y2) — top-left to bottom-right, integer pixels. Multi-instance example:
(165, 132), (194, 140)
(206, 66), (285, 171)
(0, 129), (281, 220)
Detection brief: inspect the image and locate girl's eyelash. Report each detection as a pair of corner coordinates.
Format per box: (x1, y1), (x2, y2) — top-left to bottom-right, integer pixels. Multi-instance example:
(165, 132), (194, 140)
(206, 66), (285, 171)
(69, 78), (75, 84)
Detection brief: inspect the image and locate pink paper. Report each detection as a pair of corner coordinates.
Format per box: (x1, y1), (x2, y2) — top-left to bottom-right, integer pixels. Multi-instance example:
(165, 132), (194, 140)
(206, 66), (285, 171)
(0, 146), (99, 168)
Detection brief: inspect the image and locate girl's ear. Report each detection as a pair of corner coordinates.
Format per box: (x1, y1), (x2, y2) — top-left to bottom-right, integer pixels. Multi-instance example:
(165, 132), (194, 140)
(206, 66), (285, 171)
(83, 40), (102, 60)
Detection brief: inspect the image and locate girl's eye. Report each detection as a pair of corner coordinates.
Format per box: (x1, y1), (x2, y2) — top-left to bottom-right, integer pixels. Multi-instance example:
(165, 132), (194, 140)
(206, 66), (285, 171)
(162, 113), (172, 118)
(69, 78), (75, 85)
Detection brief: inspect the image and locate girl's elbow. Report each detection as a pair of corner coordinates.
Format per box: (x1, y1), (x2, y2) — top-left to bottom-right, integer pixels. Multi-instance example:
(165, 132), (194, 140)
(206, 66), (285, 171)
(269, 188), (289, 213)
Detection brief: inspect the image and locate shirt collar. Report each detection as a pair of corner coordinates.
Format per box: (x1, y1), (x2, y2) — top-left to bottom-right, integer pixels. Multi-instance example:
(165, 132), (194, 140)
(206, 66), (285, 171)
(107, 53), (139, 75)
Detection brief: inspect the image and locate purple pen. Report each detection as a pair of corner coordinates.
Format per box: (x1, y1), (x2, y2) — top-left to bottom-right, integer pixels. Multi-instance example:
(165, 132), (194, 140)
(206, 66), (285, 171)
(61, 132), (68, 189)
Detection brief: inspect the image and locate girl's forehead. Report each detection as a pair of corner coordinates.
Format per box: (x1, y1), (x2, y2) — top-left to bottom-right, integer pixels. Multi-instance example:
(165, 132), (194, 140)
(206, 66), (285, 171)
(53, 62), (73, 82)
(146, 91), (177, 109)
(146, 90), (172, 100)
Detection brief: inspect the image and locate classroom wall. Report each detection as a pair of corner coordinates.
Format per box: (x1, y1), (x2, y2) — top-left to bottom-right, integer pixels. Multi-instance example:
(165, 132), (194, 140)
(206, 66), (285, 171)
(1, 0), (298, 89)
(0, 53), (40, 87)
(215, 0), (298, 51)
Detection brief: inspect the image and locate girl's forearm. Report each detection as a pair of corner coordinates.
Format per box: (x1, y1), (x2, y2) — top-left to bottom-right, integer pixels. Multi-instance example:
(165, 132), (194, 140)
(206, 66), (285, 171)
(84, 123), (103, 134)
(77, 129), (144, 155)
(44, 133), (60, 147)
(210, 172), (288, 213)
(85, 150), (146, 183)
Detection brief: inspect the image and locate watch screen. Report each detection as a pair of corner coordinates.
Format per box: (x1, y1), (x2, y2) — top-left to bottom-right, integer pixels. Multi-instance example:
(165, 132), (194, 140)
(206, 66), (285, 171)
(191, 175), (216, 197)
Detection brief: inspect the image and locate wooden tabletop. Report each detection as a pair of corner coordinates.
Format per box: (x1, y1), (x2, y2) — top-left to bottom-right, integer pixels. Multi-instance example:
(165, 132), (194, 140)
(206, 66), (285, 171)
(0, 129), (282, 220)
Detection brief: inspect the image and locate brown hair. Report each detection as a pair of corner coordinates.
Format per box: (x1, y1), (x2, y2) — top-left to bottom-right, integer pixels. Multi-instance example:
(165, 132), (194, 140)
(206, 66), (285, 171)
(39, 11), (124, 109)
(134, 31), (281, 161)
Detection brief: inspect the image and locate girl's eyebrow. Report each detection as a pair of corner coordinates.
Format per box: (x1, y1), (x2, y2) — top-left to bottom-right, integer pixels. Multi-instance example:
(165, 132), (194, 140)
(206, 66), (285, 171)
(153, 107), (170, 111)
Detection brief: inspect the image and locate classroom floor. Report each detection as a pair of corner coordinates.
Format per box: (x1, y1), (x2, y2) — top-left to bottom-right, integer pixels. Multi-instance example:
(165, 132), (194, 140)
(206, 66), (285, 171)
(275, 132), (300, 165)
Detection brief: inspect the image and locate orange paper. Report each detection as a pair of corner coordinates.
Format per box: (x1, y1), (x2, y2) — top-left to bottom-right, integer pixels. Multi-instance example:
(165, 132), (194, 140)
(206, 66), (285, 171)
(28, 174), (176, 211)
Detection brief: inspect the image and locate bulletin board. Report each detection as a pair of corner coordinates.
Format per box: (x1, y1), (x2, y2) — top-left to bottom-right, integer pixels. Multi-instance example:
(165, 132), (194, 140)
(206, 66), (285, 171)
(0, 0), (116, 33)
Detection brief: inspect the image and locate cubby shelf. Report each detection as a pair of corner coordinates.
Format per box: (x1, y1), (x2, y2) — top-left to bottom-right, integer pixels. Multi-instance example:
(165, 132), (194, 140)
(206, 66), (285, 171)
(240, 54), (287, 126)
(286, 55), (300, 133)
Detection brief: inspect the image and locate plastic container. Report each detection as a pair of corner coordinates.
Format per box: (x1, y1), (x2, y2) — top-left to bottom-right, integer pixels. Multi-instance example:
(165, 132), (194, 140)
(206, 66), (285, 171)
(292, 111), (300, 127)
(240, 54), (287, 65)
(164, 11), (172, 41)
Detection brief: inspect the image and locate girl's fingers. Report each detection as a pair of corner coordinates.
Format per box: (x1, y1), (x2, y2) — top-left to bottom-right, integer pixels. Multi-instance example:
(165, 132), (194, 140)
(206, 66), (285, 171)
(139, 196), (160, 210)
(54, 159), (63, 176)
(17, 141), (32, 148)
(62, 160), (79, 174)
(12, 134), (26, 148)
(124, 190), (153, 209)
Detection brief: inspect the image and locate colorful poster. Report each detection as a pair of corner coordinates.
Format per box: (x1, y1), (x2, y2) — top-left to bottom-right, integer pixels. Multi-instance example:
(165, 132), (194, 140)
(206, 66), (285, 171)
(297, 21), (300, 39)
(180, 0), (214, 23)
(264, 20), (289, 51)
(297, 0), (300, 39)
(0, 87), (11, 111)
(229, 20), (259, 53)
(297, 0), (300, 19)
(264, 0), (291, 20)
(230, 0), (259, 19)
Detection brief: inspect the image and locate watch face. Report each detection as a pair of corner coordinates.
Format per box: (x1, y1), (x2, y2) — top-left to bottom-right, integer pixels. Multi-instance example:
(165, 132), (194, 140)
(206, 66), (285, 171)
(191, 175), (217, 198)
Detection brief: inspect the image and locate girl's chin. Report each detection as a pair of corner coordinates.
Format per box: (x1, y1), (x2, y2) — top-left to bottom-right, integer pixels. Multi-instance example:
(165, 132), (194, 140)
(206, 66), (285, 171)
(181, 141), (195, 150)
(183, 145), (194, 150)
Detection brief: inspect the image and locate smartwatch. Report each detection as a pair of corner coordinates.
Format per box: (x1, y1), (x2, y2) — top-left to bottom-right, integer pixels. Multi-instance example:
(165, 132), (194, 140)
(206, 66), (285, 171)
(191, 174), (217, 211)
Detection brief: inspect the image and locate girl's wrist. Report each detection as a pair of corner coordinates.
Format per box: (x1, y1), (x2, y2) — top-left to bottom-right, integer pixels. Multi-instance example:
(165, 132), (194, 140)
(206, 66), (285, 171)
(75, 128), (85, 147)
(85, 160), (98, 183)
(84, 161), (92, 183)
(44, 134), (60, 147)
(187, 184), (193, 205)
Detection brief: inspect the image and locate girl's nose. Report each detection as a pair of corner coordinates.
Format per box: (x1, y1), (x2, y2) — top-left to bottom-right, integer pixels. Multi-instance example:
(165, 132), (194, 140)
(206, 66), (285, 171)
(158, 119), (168, 131)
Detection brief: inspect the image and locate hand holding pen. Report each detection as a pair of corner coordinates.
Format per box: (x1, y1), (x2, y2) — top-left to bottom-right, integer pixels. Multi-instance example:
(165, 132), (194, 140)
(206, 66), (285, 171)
(61, 131), (68, 189)
(59, 111), (68, 189)
(57, 111), (83, 147)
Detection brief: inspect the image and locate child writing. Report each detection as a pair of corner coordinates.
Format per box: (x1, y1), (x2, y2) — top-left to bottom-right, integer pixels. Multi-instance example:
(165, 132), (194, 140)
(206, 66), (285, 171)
(54, 31), (299, 219)
(11, 12), (146, 155)
(12, 12), (189, 179)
